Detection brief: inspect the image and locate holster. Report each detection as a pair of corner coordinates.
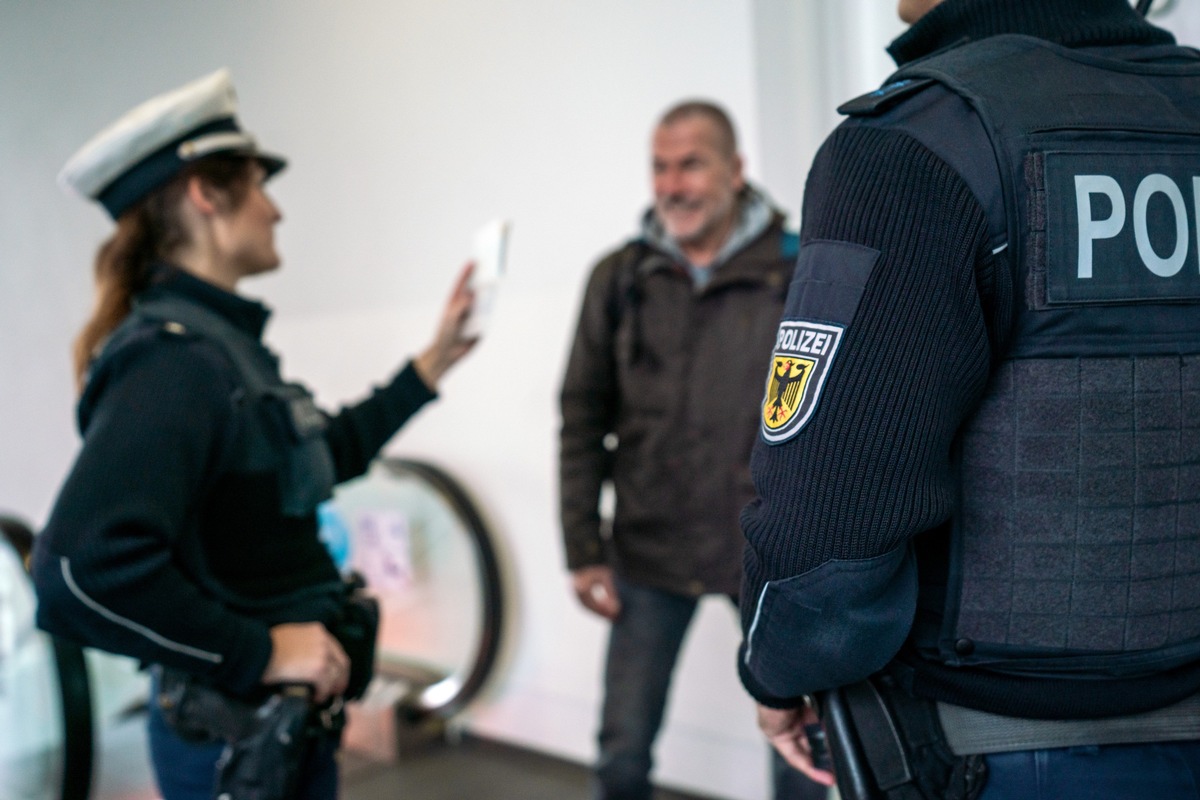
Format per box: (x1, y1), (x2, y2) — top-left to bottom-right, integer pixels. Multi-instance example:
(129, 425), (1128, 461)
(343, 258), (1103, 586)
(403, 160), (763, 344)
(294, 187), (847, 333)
(816, 674), (988, 800)
(155, 668), (343, 800)
(154, 576), (376, 798)
(156, 666), (258, 744)
(212, 685), (315, 800)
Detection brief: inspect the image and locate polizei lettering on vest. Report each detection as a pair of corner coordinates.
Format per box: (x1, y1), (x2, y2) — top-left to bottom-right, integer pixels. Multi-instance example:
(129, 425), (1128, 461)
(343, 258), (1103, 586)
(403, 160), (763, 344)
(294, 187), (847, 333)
(775, 326), (834, 356)
(1044, 151), (1200, 305)
(1075, 173), (1196, 279)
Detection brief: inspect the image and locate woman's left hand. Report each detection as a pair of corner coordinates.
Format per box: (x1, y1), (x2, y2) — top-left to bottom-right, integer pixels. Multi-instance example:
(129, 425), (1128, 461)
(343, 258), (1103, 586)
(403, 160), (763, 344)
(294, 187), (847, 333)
(414, 262), (478, 391)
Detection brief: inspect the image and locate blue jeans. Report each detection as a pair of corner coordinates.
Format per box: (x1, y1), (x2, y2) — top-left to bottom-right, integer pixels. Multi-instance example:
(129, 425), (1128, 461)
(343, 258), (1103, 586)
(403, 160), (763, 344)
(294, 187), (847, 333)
(594, 577), (826, 800)
(146, 680), (339, 800)
(979, 742), (1200, 799)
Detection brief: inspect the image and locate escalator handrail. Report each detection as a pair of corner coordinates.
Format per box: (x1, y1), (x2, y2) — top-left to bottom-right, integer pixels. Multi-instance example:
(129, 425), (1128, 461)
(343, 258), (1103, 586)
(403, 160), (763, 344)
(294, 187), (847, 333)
(376, 459), (505, 721)
(52, 637), (93, 800)
(1, 515), (94, 800)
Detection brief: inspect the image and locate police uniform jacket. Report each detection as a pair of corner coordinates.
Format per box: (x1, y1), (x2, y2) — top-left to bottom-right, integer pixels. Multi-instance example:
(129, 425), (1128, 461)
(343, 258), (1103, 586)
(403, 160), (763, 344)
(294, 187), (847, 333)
(560, 186), (795, 598)
(738, 0), (1200, 720)
(32, 265), (435, 696)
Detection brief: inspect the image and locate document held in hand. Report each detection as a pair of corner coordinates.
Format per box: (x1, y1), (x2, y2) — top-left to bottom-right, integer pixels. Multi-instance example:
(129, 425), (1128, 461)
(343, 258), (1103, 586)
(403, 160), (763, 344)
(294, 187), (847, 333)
(464, 218), (510, 338)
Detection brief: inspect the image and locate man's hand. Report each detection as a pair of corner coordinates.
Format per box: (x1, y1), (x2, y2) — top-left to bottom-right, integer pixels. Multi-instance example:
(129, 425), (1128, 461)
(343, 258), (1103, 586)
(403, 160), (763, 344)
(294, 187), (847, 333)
(757, 702), (836, 787)
(571, 565), (621, 620)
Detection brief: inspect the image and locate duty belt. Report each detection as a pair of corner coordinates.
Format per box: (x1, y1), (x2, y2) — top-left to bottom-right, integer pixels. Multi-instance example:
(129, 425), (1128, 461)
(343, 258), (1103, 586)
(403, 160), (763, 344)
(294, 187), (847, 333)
(938, 692), (1200, 755)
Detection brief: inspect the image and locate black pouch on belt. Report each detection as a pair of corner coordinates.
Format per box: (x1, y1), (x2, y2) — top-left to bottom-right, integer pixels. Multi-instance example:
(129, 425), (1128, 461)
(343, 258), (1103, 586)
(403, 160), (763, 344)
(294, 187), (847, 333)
(330, 572), (380, 701)
(819, 673), (988, 800)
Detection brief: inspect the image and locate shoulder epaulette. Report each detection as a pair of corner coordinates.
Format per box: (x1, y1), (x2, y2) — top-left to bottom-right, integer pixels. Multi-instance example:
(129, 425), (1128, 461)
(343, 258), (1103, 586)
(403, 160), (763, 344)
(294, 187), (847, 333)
(837, 77), (935, 117)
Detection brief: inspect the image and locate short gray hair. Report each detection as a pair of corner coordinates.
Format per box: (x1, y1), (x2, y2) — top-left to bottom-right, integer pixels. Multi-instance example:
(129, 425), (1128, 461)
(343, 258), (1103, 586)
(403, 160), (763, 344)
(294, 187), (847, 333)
(658, 100), (738, 159)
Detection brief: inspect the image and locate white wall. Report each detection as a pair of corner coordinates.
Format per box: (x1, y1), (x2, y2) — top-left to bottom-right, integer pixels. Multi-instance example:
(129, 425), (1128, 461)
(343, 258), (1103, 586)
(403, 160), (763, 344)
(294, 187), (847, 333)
(6, 2), (1198, 799)
(752, 0), (905, 221)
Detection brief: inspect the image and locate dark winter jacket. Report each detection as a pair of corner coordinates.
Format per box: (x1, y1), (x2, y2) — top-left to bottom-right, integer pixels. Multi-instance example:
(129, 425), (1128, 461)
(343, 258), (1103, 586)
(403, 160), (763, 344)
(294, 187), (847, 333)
(560, 188), (796, 597)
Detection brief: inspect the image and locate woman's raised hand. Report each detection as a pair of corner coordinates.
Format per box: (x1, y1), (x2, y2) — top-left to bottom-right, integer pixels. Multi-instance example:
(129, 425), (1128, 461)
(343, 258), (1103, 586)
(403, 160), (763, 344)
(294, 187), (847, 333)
(414, 262), (479, 391)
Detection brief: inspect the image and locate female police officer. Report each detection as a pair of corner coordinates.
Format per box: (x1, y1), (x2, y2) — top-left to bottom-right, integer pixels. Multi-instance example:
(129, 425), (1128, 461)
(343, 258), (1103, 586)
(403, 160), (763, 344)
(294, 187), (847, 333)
(30, 68), (476, 800)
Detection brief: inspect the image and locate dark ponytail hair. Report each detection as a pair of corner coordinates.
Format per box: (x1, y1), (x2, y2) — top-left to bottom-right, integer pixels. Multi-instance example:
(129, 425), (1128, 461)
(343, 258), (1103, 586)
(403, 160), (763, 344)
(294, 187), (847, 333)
(72, 156), (255, 389)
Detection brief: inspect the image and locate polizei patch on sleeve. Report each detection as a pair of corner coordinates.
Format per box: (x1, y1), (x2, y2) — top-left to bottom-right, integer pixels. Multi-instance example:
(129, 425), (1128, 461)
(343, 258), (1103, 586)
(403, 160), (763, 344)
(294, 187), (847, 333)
(760, 320), (844, 444)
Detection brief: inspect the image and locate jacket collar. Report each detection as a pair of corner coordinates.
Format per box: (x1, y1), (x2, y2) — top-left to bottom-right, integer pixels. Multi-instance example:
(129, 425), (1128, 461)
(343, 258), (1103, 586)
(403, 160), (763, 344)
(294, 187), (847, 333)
(143, 262), (272, 340)
(888, 0), (1174, 66)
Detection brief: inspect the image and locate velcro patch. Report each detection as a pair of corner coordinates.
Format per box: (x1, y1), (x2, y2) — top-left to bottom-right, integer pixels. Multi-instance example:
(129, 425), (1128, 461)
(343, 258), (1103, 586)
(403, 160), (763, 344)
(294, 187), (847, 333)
(761, 320), (844, 443)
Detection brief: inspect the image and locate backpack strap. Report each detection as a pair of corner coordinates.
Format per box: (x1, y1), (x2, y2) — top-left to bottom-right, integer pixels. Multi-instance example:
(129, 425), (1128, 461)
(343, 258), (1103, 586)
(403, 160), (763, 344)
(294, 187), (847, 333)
(605, 240), (658, 367)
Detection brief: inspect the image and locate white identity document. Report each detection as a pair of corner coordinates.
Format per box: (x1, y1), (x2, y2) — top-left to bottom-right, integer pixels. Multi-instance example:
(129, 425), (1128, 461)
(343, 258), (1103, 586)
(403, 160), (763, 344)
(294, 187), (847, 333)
(464, 218), (510, 338)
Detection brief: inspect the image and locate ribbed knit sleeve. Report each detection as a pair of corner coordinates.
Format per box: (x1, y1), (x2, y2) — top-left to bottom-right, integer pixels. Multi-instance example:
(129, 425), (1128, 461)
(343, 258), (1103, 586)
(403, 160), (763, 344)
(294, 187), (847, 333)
(739, 124), (995, 703)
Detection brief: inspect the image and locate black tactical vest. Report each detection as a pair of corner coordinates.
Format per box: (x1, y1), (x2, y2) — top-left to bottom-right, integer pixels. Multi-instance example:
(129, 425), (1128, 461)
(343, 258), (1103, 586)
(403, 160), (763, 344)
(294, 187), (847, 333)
(90, 291), (339, 613)
(853, 35), (1200, 681)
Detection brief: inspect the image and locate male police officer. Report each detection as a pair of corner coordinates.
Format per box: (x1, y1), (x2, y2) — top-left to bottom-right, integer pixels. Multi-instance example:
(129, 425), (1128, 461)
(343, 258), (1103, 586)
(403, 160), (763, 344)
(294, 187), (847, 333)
(560, 101), (826, 799)
(739, 1), (1200, 798)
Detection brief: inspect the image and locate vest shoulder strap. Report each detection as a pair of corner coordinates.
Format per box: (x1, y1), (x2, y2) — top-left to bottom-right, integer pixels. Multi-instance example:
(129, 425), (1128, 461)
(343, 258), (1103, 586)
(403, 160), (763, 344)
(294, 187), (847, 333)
(877, 35), (1200, 358)
(131, 294), (278, 400)
(604, 240), (646, 333)
(838, 77), (937, 118)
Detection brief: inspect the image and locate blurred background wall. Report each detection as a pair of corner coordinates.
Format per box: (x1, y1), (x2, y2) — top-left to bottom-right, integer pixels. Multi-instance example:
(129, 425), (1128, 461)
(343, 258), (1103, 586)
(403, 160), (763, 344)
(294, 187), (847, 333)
(0, 2), (1192, 798)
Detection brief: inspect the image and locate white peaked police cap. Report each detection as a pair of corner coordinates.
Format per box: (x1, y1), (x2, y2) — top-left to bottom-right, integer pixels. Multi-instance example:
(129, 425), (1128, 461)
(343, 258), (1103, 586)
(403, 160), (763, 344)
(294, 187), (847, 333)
(58, 68), (286, 219)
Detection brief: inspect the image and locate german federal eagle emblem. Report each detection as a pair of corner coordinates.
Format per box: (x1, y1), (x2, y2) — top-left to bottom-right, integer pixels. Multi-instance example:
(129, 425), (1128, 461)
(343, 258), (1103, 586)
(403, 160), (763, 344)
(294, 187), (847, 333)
(761, 320), (844, 444)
